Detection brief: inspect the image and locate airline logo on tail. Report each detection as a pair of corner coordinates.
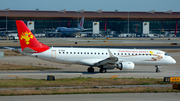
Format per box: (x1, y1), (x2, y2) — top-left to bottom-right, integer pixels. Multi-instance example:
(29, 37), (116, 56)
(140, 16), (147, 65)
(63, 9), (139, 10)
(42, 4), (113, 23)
(78, 17), (84, 29)
(80, 19), (83, 27)
(21, 31), (33, 45)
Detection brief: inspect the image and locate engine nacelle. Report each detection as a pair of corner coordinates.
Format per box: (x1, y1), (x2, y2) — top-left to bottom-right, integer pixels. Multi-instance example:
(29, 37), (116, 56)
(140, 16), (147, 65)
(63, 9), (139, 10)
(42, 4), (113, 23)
(116, 62), (135, 70)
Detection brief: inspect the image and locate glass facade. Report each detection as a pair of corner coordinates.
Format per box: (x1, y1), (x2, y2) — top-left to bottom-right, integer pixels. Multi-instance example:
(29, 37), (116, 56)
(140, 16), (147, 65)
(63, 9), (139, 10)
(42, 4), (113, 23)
(0, 20), (179, 36)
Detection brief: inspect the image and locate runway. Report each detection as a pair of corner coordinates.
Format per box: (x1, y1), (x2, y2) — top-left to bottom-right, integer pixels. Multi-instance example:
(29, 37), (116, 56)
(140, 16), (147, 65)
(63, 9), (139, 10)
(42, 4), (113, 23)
(1, 93), (180, 101)
(0, 53), (179, 79)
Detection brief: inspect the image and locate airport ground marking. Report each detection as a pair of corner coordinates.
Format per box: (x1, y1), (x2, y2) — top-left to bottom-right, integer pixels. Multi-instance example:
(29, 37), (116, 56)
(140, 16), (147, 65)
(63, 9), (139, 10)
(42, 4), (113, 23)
(110, 75), (118, 78)
(6, 75), (25, 79)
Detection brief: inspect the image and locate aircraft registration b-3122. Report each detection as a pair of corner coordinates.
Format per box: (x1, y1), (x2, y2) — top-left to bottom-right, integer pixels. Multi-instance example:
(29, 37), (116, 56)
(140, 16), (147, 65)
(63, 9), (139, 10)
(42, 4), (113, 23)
(7, 20), (176, 73)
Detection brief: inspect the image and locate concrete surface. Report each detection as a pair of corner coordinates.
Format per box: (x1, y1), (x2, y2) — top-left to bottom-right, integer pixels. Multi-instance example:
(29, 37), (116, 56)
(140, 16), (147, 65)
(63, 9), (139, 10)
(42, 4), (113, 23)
(1, 93), (180, 101)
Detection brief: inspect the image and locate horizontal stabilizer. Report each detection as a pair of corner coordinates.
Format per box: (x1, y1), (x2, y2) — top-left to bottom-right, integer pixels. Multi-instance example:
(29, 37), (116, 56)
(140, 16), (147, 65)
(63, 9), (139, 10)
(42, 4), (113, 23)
(22, 48), (37, 53)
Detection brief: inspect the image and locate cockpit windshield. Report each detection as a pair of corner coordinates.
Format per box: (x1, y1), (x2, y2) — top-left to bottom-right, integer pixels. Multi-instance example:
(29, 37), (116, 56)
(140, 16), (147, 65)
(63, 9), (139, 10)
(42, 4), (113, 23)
(164, 53), (169, 56)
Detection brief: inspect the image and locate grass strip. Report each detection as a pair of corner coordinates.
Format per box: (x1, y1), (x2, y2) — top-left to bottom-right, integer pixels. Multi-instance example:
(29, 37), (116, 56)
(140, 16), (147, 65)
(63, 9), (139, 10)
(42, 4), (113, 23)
(0, 87), (179, 96)
(0, 78), (172, 88)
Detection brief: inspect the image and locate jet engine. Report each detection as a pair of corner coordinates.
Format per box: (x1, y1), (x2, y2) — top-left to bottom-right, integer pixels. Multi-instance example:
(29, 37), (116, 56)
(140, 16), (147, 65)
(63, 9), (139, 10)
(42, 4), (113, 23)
(116, 62), (135, 70)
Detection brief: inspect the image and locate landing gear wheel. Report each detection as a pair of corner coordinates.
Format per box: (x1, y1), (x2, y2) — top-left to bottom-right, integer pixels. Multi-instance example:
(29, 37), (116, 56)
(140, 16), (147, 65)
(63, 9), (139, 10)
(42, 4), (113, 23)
(87, 67), (94, 73)
(99, 68), (107, 73)
(155, 65), (161, 73)
(156, 67), (160, 73)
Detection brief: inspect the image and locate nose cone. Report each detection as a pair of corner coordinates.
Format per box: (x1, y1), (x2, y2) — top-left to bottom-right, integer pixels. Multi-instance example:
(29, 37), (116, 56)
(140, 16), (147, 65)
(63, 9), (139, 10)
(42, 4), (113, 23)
(171, 58), (176, 64)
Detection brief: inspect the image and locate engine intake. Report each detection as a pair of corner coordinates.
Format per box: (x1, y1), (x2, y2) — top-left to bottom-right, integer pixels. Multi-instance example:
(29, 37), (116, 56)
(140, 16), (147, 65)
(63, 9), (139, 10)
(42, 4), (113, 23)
(117, 62), (135, 70)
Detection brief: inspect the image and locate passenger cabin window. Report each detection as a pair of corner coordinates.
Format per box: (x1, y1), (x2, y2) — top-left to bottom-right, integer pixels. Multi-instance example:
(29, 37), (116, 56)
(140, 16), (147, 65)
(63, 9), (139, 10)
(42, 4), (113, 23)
(66, 52), (68, 54)
(114, 53), (116, 55)
(118, 53), (119, 55)
(106, 53), (108, 55)
(94, 52), (96, 55)
(74, 52), (76, 54)
(70, 52), (72, 54)
(132, 53), (134, 55)
(81, 52), (83, 54)
(98, 53), (100, 55)
(125, 53), (127, 55)
(59, 52), (61, 54)
(84, 52), (86, 54)
(77, 52), (79, 54)
(121, 53), (123, 55)
(102, 53), (104, 55)
(91, 52), (93, 54)
(87, 52), (89, 54)
(128, 53), (130, 55)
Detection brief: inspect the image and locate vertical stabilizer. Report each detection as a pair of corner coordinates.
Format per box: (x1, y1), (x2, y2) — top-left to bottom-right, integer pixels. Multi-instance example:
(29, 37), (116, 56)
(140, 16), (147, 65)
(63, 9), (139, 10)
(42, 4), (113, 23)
(16, 20), (49, 53)
(78, 17), (84, 30)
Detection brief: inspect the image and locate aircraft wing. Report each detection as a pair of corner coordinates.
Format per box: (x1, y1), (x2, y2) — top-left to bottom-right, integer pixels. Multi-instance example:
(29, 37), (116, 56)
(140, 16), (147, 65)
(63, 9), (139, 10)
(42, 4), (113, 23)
(83, 28), (92, 31)
(4, 47), (22, 53)
(79, 49), (118, 66)
(4, 47), (36, 56)
(93, 49), (118, 67)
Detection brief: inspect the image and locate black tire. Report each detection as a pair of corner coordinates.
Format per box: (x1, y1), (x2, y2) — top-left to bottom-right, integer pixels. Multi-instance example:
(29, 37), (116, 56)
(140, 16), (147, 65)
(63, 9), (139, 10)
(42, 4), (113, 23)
(99, 68), (107, 73)
(156, 68), (160, 73)
(87, 67), (94, 73)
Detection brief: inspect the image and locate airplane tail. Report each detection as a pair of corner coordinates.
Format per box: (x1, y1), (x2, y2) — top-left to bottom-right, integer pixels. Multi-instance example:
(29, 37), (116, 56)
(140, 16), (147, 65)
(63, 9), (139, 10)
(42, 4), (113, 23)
(16, 20), (49, 53)
(77, 17), (84, 30)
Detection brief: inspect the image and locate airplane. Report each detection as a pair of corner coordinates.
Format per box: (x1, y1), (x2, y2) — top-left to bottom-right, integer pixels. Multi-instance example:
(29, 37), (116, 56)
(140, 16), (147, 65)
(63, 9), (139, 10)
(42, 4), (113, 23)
(8, 20), (176, 73)
(54, 17), (89, 37)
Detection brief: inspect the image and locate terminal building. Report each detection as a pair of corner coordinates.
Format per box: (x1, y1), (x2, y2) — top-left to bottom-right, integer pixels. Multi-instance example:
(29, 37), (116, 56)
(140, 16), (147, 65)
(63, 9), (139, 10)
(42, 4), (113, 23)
(0, 10), (180, 37)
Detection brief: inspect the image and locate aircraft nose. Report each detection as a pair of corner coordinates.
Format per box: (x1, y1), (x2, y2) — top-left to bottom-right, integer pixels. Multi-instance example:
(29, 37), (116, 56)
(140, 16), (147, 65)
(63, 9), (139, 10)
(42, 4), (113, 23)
(171, 58), (176, 64)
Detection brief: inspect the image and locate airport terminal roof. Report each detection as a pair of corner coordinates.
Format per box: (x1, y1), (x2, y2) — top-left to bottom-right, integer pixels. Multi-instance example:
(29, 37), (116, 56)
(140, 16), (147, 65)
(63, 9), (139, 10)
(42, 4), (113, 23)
(0, 10), (180, 21)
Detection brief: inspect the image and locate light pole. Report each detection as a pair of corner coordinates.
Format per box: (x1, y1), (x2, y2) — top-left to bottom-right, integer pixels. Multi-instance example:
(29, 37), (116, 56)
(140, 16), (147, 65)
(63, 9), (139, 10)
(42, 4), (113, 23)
(77, 12), (79, 26)
(2, 8), (9, 32)
(76, 9), (84, 27)
(127, 11), (129, 34)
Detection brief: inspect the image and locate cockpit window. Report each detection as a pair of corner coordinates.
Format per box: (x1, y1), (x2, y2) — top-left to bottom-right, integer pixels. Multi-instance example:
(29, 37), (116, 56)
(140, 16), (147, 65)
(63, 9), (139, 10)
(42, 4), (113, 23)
(164, 53), (169, 56)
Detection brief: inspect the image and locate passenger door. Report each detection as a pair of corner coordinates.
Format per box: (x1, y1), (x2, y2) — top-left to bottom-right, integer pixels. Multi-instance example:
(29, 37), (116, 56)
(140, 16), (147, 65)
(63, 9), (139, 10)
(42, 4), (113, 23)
(51, 50), (56, 59)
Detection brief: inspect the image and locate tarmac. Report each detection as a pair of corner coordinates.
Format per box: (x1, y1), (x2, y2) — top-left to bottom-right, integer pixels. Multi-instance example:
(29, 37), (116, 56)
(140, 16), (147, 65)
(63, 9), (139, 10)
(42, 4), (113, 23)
(1, 93), (180, 101)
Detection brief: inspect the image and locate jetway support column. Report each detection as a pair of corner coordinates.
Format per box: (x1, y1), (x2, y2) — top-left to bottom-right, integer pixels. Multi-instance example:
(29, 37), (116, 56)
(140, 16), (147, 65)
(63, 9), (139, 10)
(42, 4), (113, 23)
(59, 20), (61, 25)
(161, 21), (164, 32)
(68, 19), (70, 28)
(175, 20), (178, 36)
(104, 19), (107, 31)
(135, 23), (138, 32)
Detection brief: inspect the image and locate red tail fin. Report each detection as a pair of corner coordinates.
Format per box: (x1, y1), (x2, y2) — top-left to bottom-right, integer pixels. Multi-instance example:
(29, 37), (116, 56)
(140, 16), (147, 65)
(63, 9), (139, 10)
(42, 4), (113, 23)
(16, 20), (49, 52)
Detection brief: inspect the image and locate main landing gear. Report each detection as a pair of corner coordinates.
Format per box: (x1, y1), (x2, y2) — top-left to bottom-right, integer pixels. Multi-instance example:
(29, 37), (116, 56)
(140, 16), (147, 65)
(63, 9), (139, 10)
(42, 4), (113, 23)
(155, 65), (161, 73)
(87, 67), (107, 73)
(87, 67), (94, 73)
(99, 68), (107, 73)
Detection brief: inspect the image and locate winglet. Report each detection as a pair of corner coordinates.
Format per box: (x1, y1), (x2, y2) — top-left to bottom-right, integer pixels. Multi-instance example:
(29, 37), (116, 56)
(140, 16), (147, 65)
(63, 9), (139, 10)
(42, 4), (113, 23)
(108, 49), (115, 57)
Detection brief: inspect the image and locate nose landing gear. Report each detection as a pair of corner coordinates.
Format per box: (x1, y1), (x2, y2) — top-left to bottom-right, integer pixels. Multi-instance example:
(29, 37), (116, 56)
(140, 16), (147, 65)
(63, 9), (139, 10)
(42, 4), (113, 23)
(155, 65), (161, 73)
(87, 67), (94, 73)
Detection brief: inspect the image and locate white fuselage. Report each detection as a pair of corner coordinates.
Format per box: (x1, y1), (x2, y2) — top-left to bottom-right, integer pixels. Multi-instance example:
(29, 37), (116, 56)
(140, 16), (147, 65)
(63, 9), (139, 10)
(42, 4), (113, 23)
(29, 47), (176, 67)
